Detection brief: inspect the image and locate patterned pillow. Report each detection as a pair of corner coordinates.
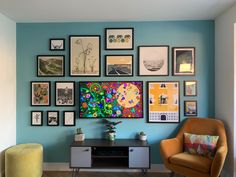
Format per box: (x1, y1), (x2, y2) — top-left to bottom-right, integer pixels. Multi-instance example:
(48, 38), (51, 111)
(184, 133), (219, 159)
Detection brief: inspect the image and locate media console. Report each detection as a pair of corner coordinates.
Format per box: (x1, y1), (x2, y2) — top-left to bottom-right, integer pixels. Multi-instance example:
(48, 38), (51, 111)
(70, 139), (150, 177)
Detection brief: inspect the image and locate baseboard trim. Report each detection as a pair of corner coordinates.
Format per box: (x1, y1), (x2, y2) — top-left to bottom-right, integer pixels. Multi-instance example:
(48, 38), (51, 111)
(43, 163), (170, 173)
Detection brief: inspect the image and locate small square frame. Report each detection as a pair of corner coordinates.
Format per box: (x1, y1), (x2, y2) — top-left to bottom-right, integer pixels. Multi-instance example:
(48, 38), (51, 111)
(63, 111), (76, 126)
(47, 111), (59, 126)
(184, 80), (197, 96)
(31, 81), (51, 106)
(50, 38), (65, 51)
(31, 111), (43, 126)
(184, 100), (197, 116)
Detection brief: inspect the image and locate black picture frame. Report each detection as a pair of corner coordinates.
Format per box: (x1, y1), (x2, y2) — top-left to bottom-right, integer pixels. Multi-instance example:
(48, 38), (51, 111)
(55, 81), (75, 106)
(63, 111), (76, 126)
(105, 55), (134, 77)
(47, 111), (59, 126)
(184, 100), (197, 116)
(31, 81), (51, 106)
(31, 111), (43, 126)
(184, 80), (197, 96)
(105, 28), (134, 50)
(49, 38), (65, 51)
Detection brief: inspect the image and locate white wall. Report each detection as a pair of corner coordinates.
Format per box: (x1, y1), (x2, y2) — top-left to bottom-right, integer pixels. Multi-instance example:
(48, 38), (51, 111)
(0, 13), (16, 177)
(215, 4), (236, 177)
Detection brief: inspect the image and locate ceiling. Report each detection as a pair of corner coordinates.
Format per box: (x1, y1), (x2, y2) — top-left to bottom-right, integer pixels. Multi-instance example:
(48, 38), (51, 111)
(0, 0), (236, 22)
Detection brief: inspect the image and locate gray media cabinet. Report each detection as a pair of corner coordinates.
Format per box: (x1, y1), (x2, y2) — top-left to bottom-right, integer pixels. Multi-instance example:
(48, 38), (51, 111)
(70, 139), (150, 177)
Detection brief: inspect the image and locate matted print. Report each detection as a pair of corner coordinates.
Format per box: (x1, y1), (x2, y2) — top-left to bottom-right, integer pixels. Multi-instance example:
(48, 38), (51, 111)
(47, 111), (59, 126)
(31, 81), (50, 106)
(184, 80), (197, 96)
(55, 81), (75, 106)
(31, 111), (43, 126)
(184, 101), (197, 116)
(63, 111), (76, 126)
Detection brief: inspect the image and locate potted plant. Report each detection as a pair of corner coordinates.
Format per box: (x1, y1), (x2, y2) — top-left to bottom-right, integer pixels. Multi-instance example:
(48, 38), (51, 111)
(138, 131), (147, 141)
(103, 119), (122, 141)
(74, 128), (85, 141)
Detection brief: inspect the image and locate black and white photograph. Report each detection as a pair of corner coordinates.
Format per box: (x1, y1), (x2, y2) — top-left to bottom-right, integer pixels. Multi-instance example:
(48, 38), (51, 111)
(31, 111), (43, 126)
(50, 38), (65, 51)
(63, 111), (76, 126)
(47, 111), (59, 126)
(55, 81), (75, 106)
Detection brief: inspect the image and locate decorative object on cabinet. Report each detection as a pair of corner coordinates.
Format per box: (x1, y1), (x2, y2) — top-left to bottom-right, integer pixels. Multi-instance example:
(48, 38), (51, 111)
(31, 111), (43, 126)
(138, 45), (169, 76)
(69, 35), (101, 76)
(184, 80), (197, 96)
(105, 55), (133, 76)
(147, 81), (180, 123)
(63, 111), (76, 126)
(31, 81), (50, 106)
(49, 38), (65, 51)
(105, 28), (134, 50)
(47, 111), (59, 126)
(37, 55), (65, 77)
(184, 100), (197, 116)
(172, 47), (195, 76)
(138, 131), (147, 141)
(74, 128), (85, 141)
(103, 119), (122, 141)
(55, 81), (75, 106)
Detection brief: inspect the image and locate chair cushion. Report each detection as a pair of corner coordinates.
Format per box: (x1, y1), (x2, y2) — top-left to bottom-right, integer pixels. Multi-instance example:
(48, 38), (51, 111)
(169, 152), (212, 173)
(184, 133), (219, 158)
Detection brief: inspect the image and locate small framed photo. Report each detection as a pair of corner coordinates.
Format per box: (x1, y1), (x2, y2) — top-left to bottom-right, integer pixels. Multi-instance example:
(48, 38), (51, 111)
(138, 45), (169, 76)
(50, 38), (65, 51)
(105, 55), (133, 76)
(55, 81), (75, 106)
(37, 55), (65, 77)
(69, 35), (101, 76)
(184, 101), (197, 116)
(105, 28), (134, 50)
(47, 111), (59, 126)
(172, 47), (195, 76)
(31, 111), (43, 126)
(31, 81), (50, 106)
(63, 111), (76, 126)
(184, 80), (197, 96)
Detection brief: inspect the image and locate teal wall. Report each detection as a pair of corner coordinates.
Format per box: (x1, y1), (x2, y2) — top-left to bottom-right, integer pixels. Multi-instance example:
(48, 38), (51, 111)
(17, 21), (215, 163)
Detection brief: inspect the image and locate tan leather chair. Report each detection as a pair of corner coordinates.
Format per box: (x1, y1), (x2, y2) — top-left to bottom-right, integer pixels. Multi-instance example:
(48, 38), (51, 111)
(160, 117), (227, 177)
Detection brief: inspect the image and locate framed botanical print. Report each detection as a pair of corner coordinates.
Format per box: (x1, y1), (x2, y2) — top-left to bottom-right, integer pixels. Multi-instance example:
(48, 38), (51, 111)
(105, 55), (133, 76)
(31, 81), (50, 106)
(47, 111), (59, 126)
(31, 111), (43, 126)
(138, 45), (169, 76)
(105, 28), (134, 50)
(69, 35), (101, 76)
(63, 111), (76, 126)
(49, 38), (65, 51)
(184, 80), (197, 96)
(184, 101), (197, 116)
(37, 55), (65, 77)
(172, 47), (195, 76)
(55, 81), (75, 106)
(147, 81), (180, 123)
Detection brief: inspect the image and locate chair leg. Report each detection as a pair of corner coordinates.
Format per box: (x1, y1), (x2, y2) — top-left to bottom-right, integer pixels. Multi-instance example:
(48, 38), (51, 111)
(170, 171), (174, 177)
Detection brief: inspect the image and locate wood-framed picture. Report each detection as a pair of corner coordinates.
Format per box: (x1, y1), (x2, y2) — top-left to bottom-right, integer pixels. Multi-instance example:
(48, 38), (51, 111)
(47, 111), (59, 126)
(138, 45), (169, 76)
(31, 111), (43, 126)
(69, 35), (101, 76)
(184, 80), (197, 96)
(105, 28), (134, 50)
(31, 81), (50, 106)
(105, 55), (133, 76)
(184, 100), (197, 116)
(55, 81), (75, 106)
(172, 47), (195, 76)
(147, 81), (180, 123)
(63, 111), (76, 126)
(37, 55), (65, 77)
(50, 38), (65, 51)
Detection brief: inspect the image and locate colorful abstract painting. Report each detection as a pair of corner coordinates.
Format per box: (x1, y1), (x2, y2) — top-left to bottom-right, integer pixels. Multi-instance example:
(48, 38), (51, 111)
(79, 81), (143, 118)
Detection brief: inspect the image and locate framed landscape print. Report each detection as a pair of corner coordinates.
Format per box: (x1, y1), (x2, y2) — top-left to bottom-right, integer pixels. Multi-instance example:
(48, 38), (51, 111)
(147, 81), (180, 123)
(138, 45), (169, 76)
(55, 81), (75, 106)
(105, 28), (134, 50)
(50, 38), (65, 51)
(31, 81), (50, 106)
(184, 80), (197, 96)
(47, 111), (59, 126)
(37, 55), (65, 77)
(184, 101), (197, 116)
(105, 55), (133, 76)
(172, 47), (195, 76)
(31, 111), (43, 126)
(63, 111), (76, 126)
(69, 35), (101, 76)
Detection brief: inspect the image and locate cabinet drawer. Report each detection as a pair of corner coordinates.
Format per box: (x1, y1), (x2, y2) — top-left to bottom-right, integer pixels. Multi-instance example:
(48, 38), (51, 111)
(70, 147), (91, 168)
(129, 147), (150, 168)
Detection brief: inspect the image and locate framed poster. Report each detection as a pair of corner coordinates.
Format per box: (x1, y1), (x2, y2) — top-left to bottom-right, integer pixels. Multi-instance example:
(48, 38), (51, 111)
(55, 81), (75, 106)
(37, 55), (65, 77)
(184, 101), (197, 116)
(172, 47), (195, 76)
(47, 111), (59, 126)
(69, 35), (101, 76)
(105, 55), (133, 76)
(105, 28), (134, 50)
(31, 81), (50, 106)
(63, 111), (76, 126)
(138, 45), (169, 76)
(184, 80), (197, 96)
(147, 81), (180, 123)
(49, 38), (65, 51)
(31, 111), (43, 126)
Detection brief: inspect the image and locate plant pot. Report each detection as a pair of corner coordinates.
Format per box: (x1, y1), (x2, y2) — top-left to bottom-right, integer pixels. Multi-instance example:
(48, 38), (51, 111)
(74, 133), (85, 141)
(107, 132), (116, 141)
(139, 135), (147, 141)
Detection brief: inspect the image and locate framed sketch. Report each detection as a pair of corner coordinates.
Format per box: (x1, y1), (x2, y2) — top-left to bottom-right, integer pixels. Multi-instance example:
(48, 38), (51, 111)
(69, 35), (101, 76)
(105, 55), (133, 76)
(63, 111), (76, 126)
(55, 81), (75, 106)
(184, 101), (197, 116)
(47, 111), (59, 126)
(138, 45), (169, 76)
(50, 38), (65, 51)
(172, 47), (195, 76)
(184, 80), (197, 96)
(105, 28), (134, 50)
(37, 55), (65, 77)
(147, 81), (180, 123)
(31, 81), (50, 106)
(31, 111), (43, 126)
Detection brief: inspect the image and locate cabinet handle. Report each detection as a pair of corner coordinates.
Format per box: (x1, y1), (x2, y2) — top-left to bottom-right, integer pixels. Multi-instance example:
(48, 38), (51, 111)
(84, 149), (90, 151)
(130, 149), (133, 152)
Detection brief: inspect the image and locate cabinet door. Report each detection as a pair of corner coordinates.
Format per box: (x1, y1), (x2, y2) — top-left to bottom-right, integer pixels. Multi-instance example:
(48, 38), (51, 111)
(129, 147), (150, 168)
(70, 147), (91, 168)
